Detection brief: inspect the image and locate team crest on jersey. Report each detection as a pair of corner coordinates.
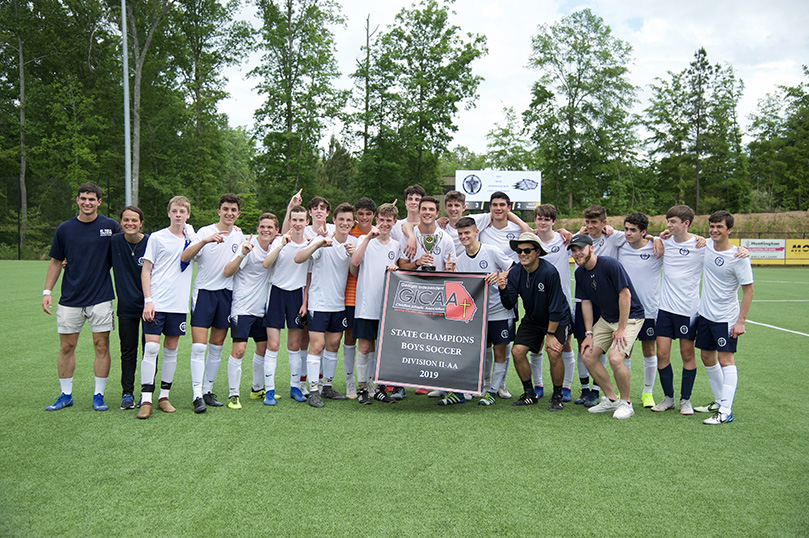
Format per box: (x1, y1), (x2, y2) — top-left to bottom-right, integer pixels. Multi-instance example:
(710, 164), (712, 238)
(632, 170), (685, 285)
(537, 282), (545, 292)
(640, 253), (651, 260)
(479, 260), (488, 269)
(179, 321), (187, 332)
(507, 232), (516, 240)
(231, 244), (238, 253)
(433, 246), (441, 255)
(100, 228), (113, 237)
(591, 281), (598, 291)
(679, 325), (689, 334)
(388, 250), (396, 260)
(501, 329), (509, 339)
(551, 246), (560, 253)
(717, 337), (727, 347)
(715, 257), (725, 266)
(137, 256), (144, 267)
(646, 326), (655, 337)
(679, 248), (690, 256)
(342, 317), (348, 328)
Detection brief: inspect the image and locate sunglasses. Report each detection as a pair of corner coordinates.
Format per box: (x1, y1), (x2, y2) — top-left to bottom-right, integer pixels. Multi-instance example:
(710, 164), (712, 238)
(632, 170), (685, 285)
(516, 247), (536, 254)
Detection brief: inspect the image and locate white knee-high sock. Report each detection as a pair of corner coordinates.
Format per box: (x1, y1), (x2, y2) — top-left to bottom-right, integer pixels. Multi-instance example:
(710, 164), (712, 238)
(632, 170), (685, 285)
(94, 376), (108, 395)
(227, 356), (242, 397)
(483, 347), (494, 389)
(202, 343), (223, 393)
(593, 353), (607, 392)
(367, 349), (378, 386)
(59, 378), (73, 396)
(643, 356), (658, 393)
(577, 352), (590, 380)
(297, 350), (308, 383)
(263, 350), (278, 392)
(322, 350), (338, 384)
(705, 363), (723, 402)
(356, 352), (369, 388)
(343, 344), (356, 380)
(307, 354), (321, 391)
(190, 343), (207, 399)
(490, 362), (508, 395)
(624, 357), (631, 370)
(288, 349), (299, 386)
(530, 351), (543, 387)
(251, 353), (264, 391)
(719, 365), (738, 415)
(141, 341), (160, 387)
(501, 344), (512, 389)
(160, 347), (178, 399)
(562, 351), (575, 389)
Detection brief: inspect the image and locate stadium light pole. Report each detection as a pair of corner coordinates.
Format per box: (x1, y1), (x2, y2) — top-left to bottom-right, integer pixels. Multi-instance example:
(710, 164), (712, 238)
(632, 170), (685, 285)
(121, 0), (132, 206)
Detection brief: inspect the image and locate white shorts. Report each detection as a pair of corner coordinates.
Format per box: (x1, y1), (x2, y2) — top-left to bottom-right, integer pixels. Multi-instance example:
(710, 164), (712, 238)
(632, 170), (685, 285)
(56, 301), (115, 334)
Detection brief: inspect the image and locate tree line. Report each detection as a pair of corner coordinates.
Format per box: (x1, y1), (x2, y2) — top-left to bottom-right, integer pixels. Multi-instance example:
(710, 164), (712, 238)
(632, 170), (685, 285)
(1, 1), (807, 259)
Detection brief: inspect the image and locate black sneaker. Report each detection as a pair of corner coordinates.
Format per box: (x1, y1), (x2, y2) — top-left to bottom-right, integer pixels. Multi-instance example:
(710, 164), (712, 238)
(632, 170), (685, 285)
(321, 386), (348, 400)
(390, 386), (406, 400)
(357, 389), (372, 405)
(193, 397), (207, 414)
(574, 387), (590, 405)
(308, 391), (324, 408)
(512, 391), (539, 406)
(548, 396), (564, 411)
(203, 392), (223, 407)
(373, 390), (396, 403)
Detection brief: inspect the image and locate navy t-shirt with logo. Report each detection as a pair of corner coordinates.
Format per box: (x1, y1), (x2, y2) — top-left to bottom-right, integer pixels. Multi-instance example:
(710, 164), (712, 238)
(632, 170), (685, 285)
(49, 215), (122, 308)
(574, 255), (645, 323)
(111, 232), (149, 318)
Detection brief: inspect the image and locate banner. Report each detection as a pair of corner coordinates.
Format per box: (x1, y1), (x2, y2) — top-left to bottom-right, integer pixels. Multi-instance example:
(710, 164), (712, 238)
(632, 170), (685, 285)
(455, 170), (541, 204)
(375, 270), (488, 393)
(740, 238), (786, 259)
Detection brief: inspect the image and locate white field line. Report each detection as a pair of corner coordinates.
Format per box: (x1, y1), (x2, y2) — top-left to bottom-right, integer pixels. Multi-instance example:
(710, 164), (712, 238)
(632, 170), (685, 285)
(748, 320), (809, 338)
(756, 280), (809, 284)
(752, 299), (809, 302)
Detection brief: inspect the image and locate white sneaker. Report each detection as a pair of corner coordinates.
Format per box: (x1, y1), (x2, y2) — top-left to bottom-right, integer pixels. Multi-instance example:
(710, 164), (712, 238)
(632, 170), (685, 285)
(695, 401), (719, 413)
(703, 411), (733, 425)
(301, 382), (309, 397)
(588, 397), (621, 413)
(464, 393), (474, 401)
(679, 398), (694, 415)
(497, 387), (512, 399)
(427, 389), (445, 398)
(346, 380), (357, 400)
(651, 395), (675, 412)
(613, 400), (634, 419)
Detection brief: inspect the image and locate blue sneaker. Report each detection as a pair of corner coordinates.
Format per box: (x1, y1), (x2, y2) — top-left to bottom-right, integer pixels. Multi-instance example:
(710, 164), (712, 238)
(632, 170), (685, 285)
(121, 393), (136, 410)
(46, 393), (73, 411)
(290, 386), (307, 402)
(93, 393), (108, 411)
(561, 388), (572, 402)
(263, 390), (277, 406)
(534, 385), (544, 399)
(438, 392), (466, 406)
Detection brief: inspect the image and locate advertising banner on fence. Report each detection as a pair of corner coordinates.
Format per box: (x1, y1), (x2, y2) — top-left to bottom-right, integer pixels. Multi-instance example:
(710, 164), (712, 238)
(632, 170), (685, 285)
(787, 239), (809, 260)
(740, 238), (786, 259)
(455, 170), (541, 205)
(375, 270), (488, 393)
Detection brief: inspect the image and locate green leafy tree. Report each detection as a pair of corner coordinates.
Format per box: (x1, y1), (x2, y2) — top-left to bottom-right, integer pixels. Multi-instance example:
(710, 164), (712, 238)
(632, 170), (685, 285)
(485, 106), (537, 171)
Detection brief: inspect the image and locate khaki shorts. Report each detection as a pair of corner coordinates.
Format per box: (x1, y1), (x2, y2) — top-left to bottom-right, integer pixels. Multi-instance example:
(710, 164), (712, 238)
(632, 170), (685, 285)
(56, 301), (115, 334)
(592, 317), (644, 357)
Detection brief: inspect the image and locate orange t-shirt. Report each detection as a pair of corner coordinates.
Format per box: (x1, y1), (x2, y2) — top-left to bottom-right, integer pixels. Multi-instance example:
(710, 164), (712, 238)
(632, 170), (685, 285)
(344, 223), (366, 307)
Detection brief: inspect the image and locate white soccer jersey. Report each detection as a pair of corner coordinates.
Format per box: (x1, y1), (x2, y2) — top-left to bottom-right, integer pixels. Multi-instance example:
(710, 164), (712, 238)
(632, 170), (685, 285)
(355, 236), (401, 320)
(475, 213), (522, 263)
(143, 226), (196, 314)
(442, 221), (465, 257)
(455, 243), (514, 321)
(192, 224), (245, 291)
(269, 238), (310, 291)
(659, 235), (705, 316)
(589, 230), (626, 259)
(390, 218), (418, 243)
(402, 227), (456, 271)
(539, 231), (573, 308)
(618, 241), (663, 319)
(231, 237), (272, 317)
(308, 235), (359, 311)
(304, 223), (335, 241)
(698, 239), (754, 325)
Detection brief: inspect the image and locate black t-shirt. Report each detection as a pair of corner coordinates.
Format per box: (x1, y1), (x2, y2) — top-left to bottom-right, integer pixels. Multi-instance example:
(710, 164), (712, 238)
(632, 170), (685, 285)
(500, 258), (572, 326)
(574, 255), (645, 323)
(111, 233), (149, 318)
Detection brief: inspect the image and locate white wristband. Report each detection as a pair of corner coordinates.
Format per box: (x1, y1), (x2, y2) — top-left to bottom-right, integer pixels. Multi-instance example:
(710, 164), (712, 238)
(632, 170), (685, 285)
(144, 297), (153, 304)
(42, 290), (52, 296)
(585, 330), (593, 336)
(238, 252), (247, 259)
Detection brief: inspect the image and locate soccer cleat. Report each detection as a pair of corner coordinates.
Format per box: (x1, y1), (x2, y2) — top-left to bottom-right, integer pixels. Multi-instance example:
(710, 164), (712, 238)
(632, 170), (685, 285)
(583, 390), (600, 408)
(136, 402), (152, 419)
(357, 389), (372, 405)
(651, 395), (675, 412)
(641, 392), (656, 408)
(534, 386), (544, 399)
(391, 386), (407, 400)
(263, 390), (277, 406)
(92, 393), (108, 411)
(373, 389), (396, 403)
(512, 391), (539, 406)
(695, 401), (720, 413)
(498, 387), (512, 399)
(415, 388), (429, 395)
(250, 389), (265, 400)
(703, 411), (733, 425)
(561, 388), (572, 402)
(121, 393), (136, 410)
(588, 397), (621, 413)
(203, 392), (223, 407)
(290, 387), (307, 402)
(308, 391), (324, 408)
(228, 396), (242, 410)
(300, 383), (310, 397)
(193, 397), (207, 414)
(613, 400), (635, 419)
(157, 398), (176, 413)
(346, 380), (357, 400)
(679, 398), (694, 415)
(478, 392), (497, 406)
(438, 392), (466, 406)
(321, 386), (348, 400)
(574, 387), (590, 405)
(548, 396), (564, 411)
(427, 389), (444, 398)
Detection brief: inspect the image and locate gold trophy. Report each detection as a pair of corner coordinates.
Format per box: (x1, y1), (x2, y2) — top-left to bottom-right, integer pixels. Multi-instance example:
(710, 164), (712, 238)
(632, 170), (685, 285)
(418, 231), (440, 272)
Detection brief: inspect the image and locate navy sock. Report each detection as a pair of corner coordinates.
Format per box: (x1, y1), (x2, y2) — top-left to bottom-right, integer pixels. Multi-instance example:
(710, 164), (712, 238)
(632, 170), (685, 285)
(522, 379), (533, 393)
(659, 364), (674, 398)
(681, 368), (697, 400)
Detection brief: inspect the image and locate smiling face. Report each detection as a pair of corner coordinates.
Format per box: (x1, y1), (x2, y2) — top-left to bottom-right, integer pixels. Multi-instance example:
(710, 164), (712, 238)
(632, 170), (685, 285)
(257, 218), (277, 242)
(445, 200), (466, 221)
(570, 244), (592, 267)
(534, 214), (554, 233)
(585, 218), (604, 238)
(76, 192), (101, 218)
(120, 209), (143, 235)
(309, 203), (329, 224)
(376, 214), (395, 234)
(333, 210), (354, 236)
(289, 210), (308, 233)
(418, 200), (438, 226)
(708, 220), (732, 243)
(489, 198), (509, 223)
(456, 226), (476, 248)
(356, 208), (374, 229)
(516, 242), (539, 268)
(405, 193), (422, 214)
(218, 202), (241, 226)
(666, 216), (688, 237)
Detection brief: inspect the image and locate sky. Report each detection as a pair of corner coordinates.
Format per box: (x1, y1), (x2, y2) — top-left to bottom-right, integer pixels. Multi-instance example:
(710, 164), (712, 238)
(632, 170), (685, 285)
(218, 0), (809, 155)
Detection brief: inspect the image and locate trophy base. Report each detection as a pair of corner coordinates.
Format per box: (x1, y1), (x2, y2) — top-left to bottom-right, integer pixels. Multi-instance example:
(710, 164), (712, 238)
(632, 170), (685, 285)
(420, 266), (436, 272)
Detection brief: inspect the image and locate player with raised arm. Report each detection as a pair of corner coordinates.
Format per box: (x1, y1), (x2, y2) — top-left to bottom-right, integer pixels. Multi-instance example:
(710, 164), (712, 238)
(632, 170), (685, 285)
(390, 184), (425, 243)
(138, 196), (196, 418)
(222, 213), (278, 409)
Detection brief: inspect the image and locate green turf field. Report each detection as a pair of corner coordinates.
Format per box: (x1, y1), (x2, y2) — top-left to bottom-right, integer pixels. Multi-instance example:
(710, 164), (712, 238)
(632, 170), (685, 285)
(1, 261), (807, 536)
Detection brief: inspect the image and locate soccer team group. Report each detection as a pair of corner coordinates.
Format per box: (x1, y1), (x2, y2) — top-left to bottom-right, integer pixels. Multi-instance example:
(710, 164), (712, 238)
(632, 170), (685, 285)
(42, 181), (753, 424)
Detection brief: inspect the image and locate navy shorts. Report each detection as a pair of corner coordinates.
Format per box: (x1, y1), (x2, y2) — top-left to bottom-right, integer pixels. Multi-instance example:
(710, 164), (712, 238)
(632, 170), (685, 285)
(573, 301), (601, 341)
(231, 314), (268, 342)
(309, 310), (347, 333)
(514, 319), (570, 354)
(638, 318), (656, 341)
(191, 289), (232, 330)
(344, 306), (355, 329)
(353, 318), (379, 341)
(695, 316), (737, 352)
(486, 319), (515, 346)
(264, 286), (305, 329)
(143, 312), (187, 337)
(656, 310), (696, 340)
